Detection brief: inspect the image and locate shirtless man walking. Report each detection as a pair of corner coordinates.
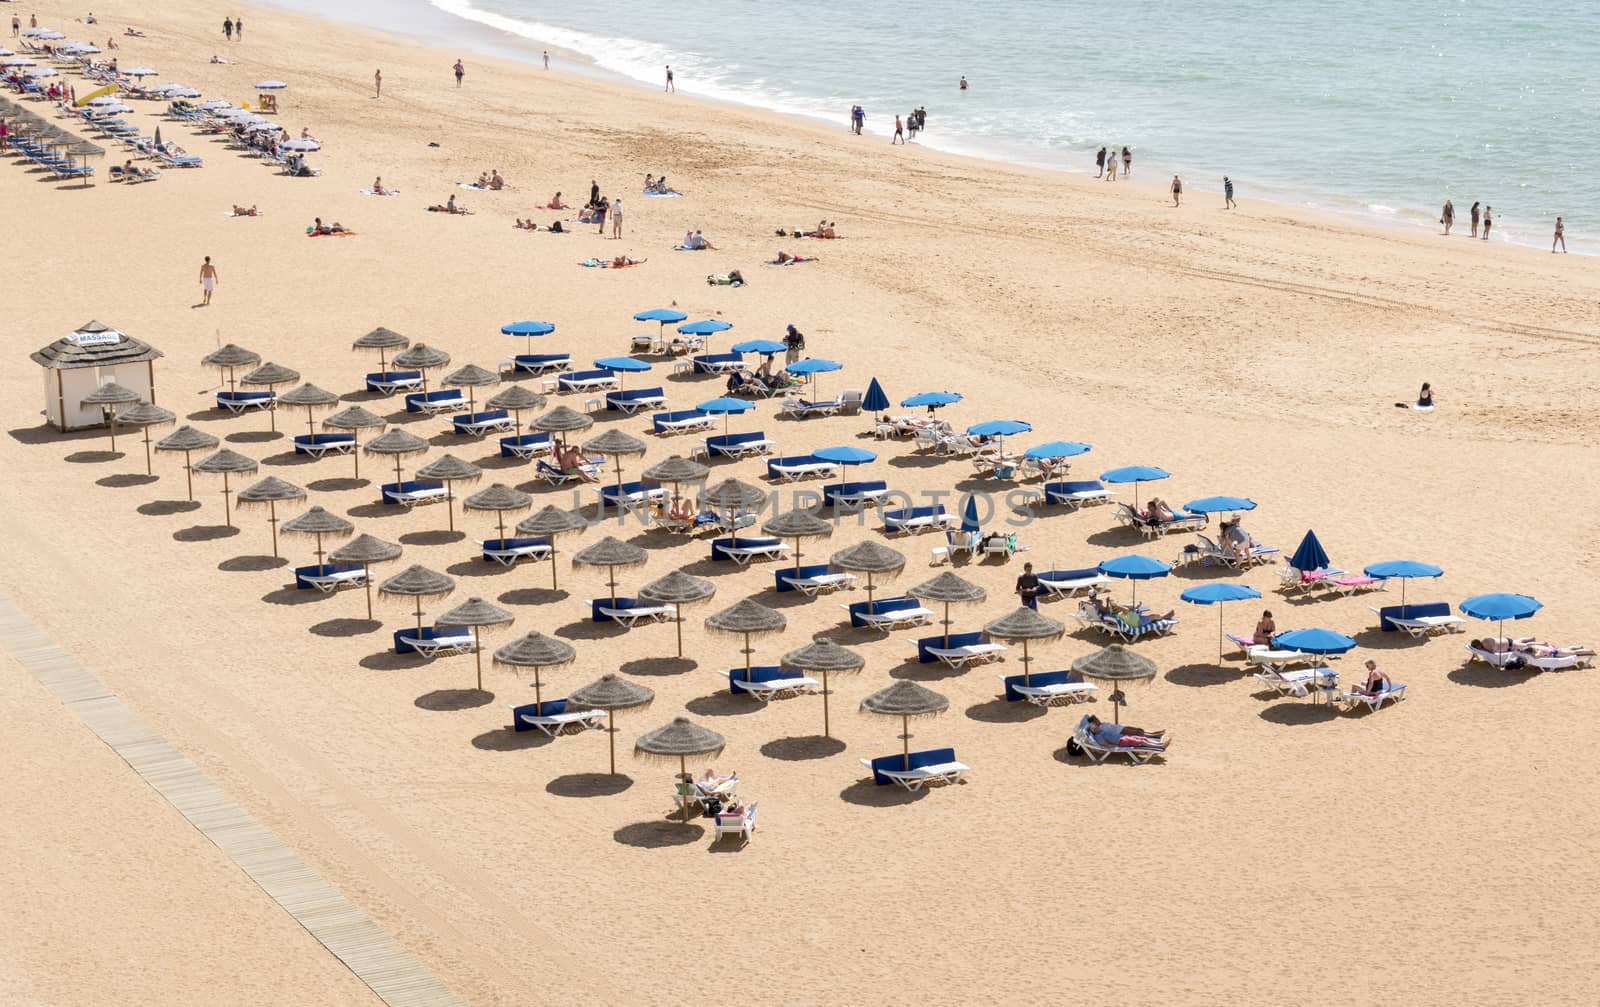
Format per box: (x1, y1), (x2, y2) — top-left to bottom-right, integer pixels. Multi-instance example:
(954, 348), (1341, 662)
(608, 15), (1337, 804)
(198, 256), (219, 306)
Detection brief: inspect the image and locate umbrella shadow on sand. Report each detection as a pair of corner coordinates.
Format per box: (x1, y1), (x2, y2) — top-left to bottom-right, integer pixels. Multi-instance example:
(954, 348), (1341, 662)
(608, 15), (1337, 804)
(137, 499), (202, 516)
(345, 503), (407, 520)
(555, 619), (631, 642)
(683, 692), (766, 718)
(618, 657), (698, 677)
(307, 477), (367, 493)
(400, 529), (466, 547)
(261, 585), (332, 606)
(358, 650), (423, 671)
(547, 772), (634, 798)
(96, 473), (158, 489)
(839, 778), (929, 807)
(497, 587), (569, 607)
(446, 559), (514, 579)
(415, 688), (494, 712)
(886, 659), (968, 683)
(310, 617), (381, 638)
(1258, 702), (1340, 727)
(1447, 664), (1539, 689)
(225, 430), (283, 445)
(470, 727), (555, 752)
(65, 450), (123, 464)
(1166, 662), (1248, 688)
(760, 735), (847, 761)
(614, 820), (704, 848)
(219, 555), (287, 572)
(174, 524), (240, 543)
(963, 697), (1049, 724)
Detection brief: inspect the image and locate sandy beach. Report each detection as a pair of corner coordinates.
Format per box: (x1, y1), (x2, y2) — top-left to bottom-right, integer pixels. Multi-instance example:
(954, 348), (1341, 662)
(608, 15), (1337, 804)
(4, 2), (1599, 1004)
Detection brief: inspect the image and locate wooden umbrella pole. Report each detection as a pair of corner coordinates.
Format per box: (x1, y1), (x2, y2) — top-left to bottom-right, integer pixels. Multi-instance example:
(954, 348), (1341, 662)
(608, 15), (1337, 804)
(142, 430), (153, 475)
(743, 632), (751, 674)
(822, 669), (831, 738)
(363, 564), (373, 619)
(902, 715), (910, 770)
(183, 450), (194, 500)
(268, 500), (279, 557)
(550, 549), (559, 590)
(1022, 639), (1031, 685)
(268, 397), (277, 432)
(943, 602), (951, 647)
(108, 410), (118, 452)
(473, 626), (483, 691)
(675, 604), (684, 657)
(607, 709), (616, 775)
(446, 487), (455, 531)
(680, 754), (691, 823)
(352, 432), (360, 478)
(414, 597), (424, 634)
(533, 668), (543, 707)
(222, 471), (233, 527)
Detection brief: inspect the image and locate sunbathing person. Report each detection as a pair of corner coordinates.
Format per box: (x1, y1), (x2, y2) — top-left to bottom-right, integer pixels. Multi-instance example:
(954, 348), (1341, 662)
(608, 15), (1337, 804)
(427, 194), (469, 213)
(474, 171), (489, 189)
(547, 191), (569, 209)
(231, 204), (258, 216)
(1471, 637), (1536, 654)
(371, 177), (388, 195)
(1084, 715), (1167, 749)
(1518, 641), (1595, 657)
(685, 229), (716, 250)
(645, 174), (656, 192)
(1252, 610), (1276, 646)
(1142, 497), (1177, 523)
(309, 217), (347, 235)
(1356, 660), (1391, 696)
(489, 169), (505, 190)
(608, 255), (644, 268)
(774, 250), (817, 263)
(668, 496), (695, 523)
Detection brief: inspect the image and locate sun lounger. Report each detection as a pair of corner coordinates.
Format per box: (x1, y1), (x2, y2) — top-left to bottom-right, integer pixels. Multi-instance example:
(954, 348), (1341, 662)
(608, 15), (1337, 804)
(216, 389), (275, 414)
(293, 433), (356, 458)
(780, 397), (842, 419)
(1043, 480), (1115, 509)
(1466, 645), (1523, 668)
(1522, 653), (1595, 671)
(381, 479), (449, 508)
(1326, 575), (1383, 596)
(1277, 566), (1348, 594)
(365, 370), (423, 395)
(766, 456), (838, 482)
(394, 625), (473, 656)
(652, 409), (715, 436)
(452, 409), (514, 436)
(916, 630), (1004, 666)
(692, 353), (745, 375)
(294, 563), (366, 593)
(499, 431), (553, 459)
(156, 149), (203, 167)
(1251, 665), (1336, 697)
(510, 353), (571, 375)
(860, 748), (969, 790)
(1246, 646), (1322, 671)
(721, 666), (820, 700)
(606, 387), (667, 414)
(822, 480), (890, 511)
(600, 481), (670, 515)
(881, 505), (956, 536)
(1036, 568), (1111, 598)
(591, 597), (676, 626)
(776, 565), (857, 596)
(537, 459), (602, 485)
(713, 802), (757, 844)
(1370, 603), (1463, 638)
(509, 698), (606, 735)
(843, 597), (934, 630)
(710, 536), (792, 566)
(1071, 602), (1179, 642)
(557, 369), (620, 393)
(1000, 670), (1098, 706)
(1328, 683), (1408, 713)
(705, 431), (774, 460)
(405, 389), (466, 415)
(1071, 717), (1166, 764)
(478, 536), (552, 567)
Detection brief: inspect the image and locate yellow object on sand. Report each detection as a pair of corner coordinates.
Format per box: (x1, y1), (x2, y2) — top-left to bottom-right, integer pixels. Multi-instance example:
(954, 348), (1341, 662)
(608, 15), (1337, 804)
(75, 83), (118, 107)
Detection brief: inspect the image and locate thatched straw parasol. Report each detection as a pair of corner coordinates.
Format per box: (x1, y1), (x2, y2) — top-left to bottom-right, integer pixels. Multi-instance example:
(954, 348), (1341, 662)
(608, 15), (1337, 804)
(200, 343), (259, 393)
(1070, 644), (1157, 723)
(704, 598), (786, 676)
(493, 631), (576, 707)
(568, 673), (655, 775)
(984, 607), (1066, 685)
(641, 455), (709, 508)
(277, 383), (340, 442)
(192, 448), (258, 525)
(240, 362), (300, 432)
(516, 505), (588, 589)
(352, 326), (410, 379)
(763, 508), (833, 575)
(572, 535), (647, 605)
(532, 404), (593, 443)
(781, 637), (865, 738)
(392, 343), (450, 390)
(462, 482), (532, 548)
(829, 540), (907, 605)
(318, 405), (385, 479)
(155, 425), (219, 500)
(485, 384), (546, 439)
(701, 477), (767, 512)
(378, 564), (456, 636)
(582, 428), (647, 497)
(363, 428), (430, 494)
(329, 533), (402, 619)
(635, 716), (726, 822)
(280, 505), (354, 571)
(442, 363), (501, 416)
(908, 571), (988, 647)
(116, 401), (176, 476)
(860, 680), (949, 770)
(638, 570), (717, 658)
(436, 596), (514, 690)
(80, 381), (142, 452)
(234, 476), (307, 557)
(414, 453), (483, 532)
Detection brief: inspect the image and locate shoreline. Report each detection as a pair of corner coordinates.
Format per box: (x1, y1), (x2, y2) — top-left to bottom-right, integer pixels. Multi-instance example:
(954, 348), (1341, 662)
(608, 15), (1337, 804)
(253, 0), (1589, 256)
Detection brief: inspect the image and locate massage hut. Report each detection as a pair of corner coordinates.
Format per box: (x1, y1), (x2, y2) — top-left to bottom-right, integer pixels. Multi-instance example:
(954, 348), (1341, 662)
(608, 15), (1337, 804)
(32, 320), (163, 431)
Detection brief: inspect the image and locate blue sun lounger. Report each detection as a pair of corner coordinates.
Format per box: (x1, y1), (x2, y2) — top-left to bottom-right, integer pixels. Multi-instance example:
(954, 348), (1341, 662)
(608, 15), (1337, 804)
(511, 352), (571, 375)
(859, 748), (969, 789)
(509, 698), (605, 735)
(293, 432), (356, 457)
(499, 431), (552, 459)
(216, 389), (276, 414)
(365, 370), (423, 395)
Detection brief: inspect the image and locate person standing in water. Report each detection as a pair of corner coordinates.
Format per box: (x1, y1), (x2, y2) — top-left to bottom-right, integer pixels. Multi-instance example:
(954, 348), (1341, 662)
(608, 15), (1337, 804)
(959, 76), (968, 91)
(1095, 146), (1106, 177)
(1553, 216), (1566, 253)
(1121, 146), (1131, 177)
(543, 51), (549, 70)
(1441, 199), (1454, 235)
(1223, 176), (1236, 209)
(1482, 206), (1492, 241)
(892, 115), (904, 144)
(1171, 175), (1183, 206)
(1469, 201), (1481, 238)
(453, 59), (465, 86)
(198, 256), (218, 306)
(665, 65), (674, 92)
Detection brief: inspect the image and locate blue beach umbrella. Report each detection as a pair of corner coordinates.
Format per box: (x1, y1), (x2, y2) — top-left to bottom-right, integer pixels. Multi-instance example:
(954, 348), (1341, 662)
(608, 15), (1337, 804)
(501, 319), (556, 359)
(1288, 530), (1331, 574)
(1184, 496), (1257, 515)
(812, 446), (876, 466)
(595, 355), (651, 391)
(1100, 465), (1171, 507)
(1273, 627), (1356, 655)
(967, 419), (1032, 438)
(1181, 582), (1264, 662)
(1460, 592), (1543, 643)
(861, 378), (890, 415)
(1098, 554), (1172, 606)
(1363, 560), (1444, 609)
(1024, 441), (1092, 461)
(731, 339), (786, 356)
(678, 318), (733, 340)
(635, 308), (687, 346)
(696, 395), (754, 436)
(901, 391), (962, 411)
(786, 358), (843, 399)
(960, 494), (980, 533)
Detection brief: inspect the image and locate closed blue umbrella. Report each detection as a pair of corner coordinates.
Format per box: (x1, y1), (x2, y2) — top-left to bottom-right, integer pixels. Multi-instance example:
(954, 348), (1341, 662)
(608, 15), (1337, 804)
(1023, 441), (1092, 460)
(1460, 592), (1543, 644)
(901, 391), (962, 410)
(731, 339), (786, 355)
(1100, 465), (1170, 507)
(1363, 560), (1444, 609)
(1181, 582), (1264, 662)
(1288, 530), (1331, 574)
(861, 378), (890, 414)
(1184, 496), (1257, 515)
(960, 494), (980, 533)
(1098, 554), (1172, 606)
(696, 396), (754, 436)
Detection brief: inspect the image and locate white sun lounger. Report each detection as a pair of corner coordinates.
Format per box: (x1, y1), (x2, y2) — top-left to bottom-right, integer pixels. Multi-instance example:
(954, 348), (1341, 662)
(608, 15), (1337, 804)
(924, 643), (1007, 668)
(768, 460), (838, 482)
(477, 539), (553, 567)
(295, 438), (355, 458)
(560, 374), (620, 392)
(714, 802), (757, 843)
(396, 629), (475, 656)
(1002, 676), (1099, 706)
(1246, 646), (1322, 670)
(829, 486), (890, 510)
(1045, 485), (1115, 509)
(704, 437), (774, 459)
(216, 392), (275, 414)
(1037, 571), (1111, 598)
(384, 484), (451, 507)
(720, 541), (792, 566)
(367, 373), (423, 396)
(502, 438), (554, 460)
(600, 604), (676, 628)
(858, 758), (970, 791)
(299, 567), (367, 593)
(1328, 684), (1408, 713)
(721, 672), (820, 700)
(607, 393), (667, 415)
(882, 512), (958, 535)
(780, 572), (857, 596)
(1372, 608), (1467, 639)
(1523, 653), (1595, 671)
(655, 414), (715, 436)
(841, 604), (934, 630)
(456, 414), (515, 436)
(410, 393), (466, 416)
(516, 707), (606, 736)
(1072, 722), (1166, 764)
(1252, 665), (1336, 697)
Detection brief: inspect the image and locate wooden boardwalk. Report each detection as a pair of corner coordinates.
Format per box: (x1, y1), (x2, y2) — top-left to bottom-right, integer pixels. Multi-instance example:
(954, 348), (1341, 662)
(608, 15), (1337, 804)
(0, 596), (465, 1007)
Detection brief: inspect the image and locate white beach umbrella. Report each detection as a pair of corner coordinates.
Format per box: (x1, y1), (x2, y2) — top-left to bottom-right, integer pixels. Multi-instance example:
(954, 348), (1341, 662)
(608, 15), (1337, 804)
(2, 57), (38, 68)
(0, 48), (15, 59)
(198, 99), (232, 110)
(246, 121), (282, 133)
(86, 95), (121, 106)
(26, 67), (58, 78)
(125, 67), (158, 78)
(36, 30), (66, 40)
(255, 80), (288, 90)
(166, 87), (202, 98)
(280, 138), (320, 152)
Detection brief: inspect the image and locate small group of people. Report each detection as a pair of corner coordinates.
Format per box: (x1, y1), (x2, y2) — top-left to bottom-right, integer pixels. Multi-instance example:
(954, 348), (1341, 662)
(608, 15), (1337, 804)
(726, 365), (795, 394)
(676, 769), (742, 818)
(1087, 588), (1176, 626)
(680, 229), (716, 250)
(471, 169), (506, 190)
(308, 217), (348, 235)
(1439, 200), (1496, 241)
(1218, 515), (1261, 560)
(1096, 145), (1132, 180)
(551, 442), (597, 481)
(221, 15), (244, 40)
(427, 193), (470, 213)
(643, 173), (677, 194)
(229, 203), (259, 216)
(849, 105), (866, 135)
(1472, 637), (1594, 658)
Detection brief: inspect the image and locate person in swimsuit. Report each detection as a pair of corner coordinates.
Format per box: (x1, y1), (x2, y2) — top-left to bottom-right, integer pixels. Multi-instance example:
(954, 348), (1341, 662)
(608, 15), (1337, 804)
(1356, 660), (1391, 696)
(1553, 216), (1566, 253)
(664, 65), (674, 92)
(548, 191), (568, 209)
(1441, 199), (1454, 235)
(453, 59), (464, 86)
(374, 69), (381, 98)
(1481, 206), (1492, 240)
(1095, 146), (1106, 177)
(1469, 201), (1480, 238)
(1171, 175), (1183, 206)
(1252, 610), (1276, 646)
(1224, 175), (1236, 209)
(372, 177), (386, 195)
(959, 76), (968, 90)
(1417, 382), (1433, 409)
(1122, 146), (1131, 177)
(198, 256), (218, 305)
(892, 114), (904, 144)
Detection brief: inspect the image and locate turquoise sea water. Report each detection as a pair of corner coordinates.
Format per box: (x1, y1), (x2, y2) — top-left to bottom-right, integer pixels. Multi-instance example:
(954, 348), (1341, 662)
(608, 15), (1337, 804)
(285, 0), (1599, 250)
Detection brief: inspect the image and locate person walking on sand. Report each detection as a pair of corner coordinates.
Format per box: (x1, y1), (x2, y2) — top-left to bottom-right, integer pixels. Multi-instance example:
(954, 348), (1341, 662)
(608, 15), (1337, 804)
(1441, 199), (1454, 235)
(543, 51), (549, 70)
(1482, 206), (1492, 241)
(12, 14), (20, 37)
(1553, 216), (1566, 252)
(1122, 145), (1132, 177)
(1171, 175), (1183, 206)
(892, 114), (904, 144)
(1095, 145), (1106, 177)
(374, 69), (381, 98)
(610, 198), (623, 239)
(1470, 201), (1480, 238)
(453, 59), (464, 87)
(234, 16), (243, 40)
(1105, 152), (1117, 181)
(1224, 175), (1236, 209)
(665, 65), (674, 92)
(198, 256), (218, 306)
(223, 16), (232, 40)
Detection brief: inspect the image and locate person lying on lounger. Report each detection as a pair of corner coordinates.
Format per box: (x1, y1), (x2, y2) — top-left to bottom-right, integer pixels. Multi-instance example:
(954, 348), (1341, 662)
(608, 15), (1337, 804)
(555, 443), (599, 482)
(231, 204), (258, 216)
(1090, 591), (1175, 624)
(669, 496), (695, 523)
(1085, 715), (1167, 749)
(1141, 497), (1177, 523)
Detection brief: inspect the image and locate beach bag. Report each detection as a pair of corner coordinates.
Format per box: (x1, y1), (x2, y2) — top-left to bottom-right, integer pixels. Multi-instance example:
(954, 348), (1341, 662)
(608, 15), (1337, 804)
(1065, 737), (1084, 757)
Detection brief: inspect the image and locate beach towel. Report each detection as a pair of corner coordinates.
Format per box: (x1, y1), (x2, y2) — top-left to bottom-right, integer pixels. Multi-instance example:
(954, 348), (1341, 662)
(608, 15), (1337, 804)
(672, 245), (708, 251)
(360, 189), (399, 196)
(457, 182), (487, 190)
(225, 211), (262, 218)
(426, 207), (473, 214)
(707, 273), (745, 287)
(581, 259), (644, 269)
(641, 190), (682, 197)
(306, 229), (357, 237)
(765, 257), (816, 266)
